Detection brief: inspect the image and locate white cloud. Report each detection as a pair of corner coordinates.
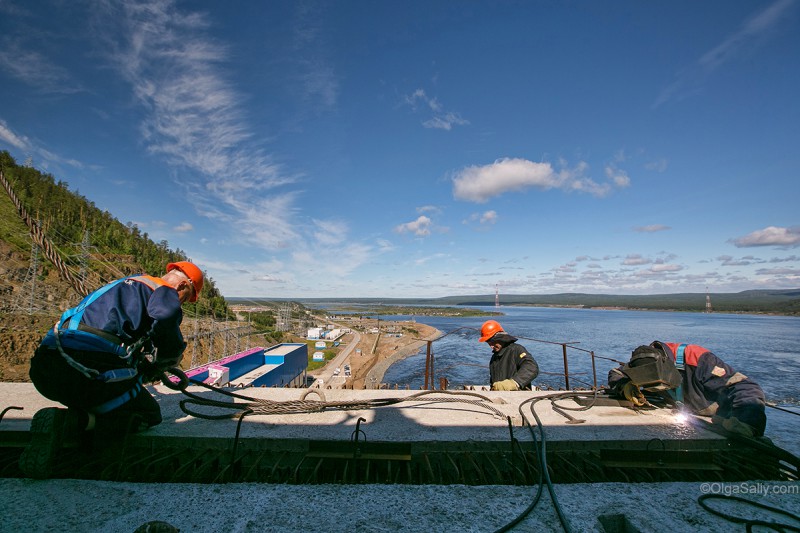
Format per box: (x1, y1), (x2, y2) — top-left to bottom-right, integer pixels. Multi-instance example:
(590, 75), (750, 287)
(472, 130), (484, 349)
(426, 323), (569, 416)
(312, 219), (348, 246)
(100, 0), (298, 253)
(0, 120), (30, 150)
(644, 158), (668, 172)
(289, 3), (339, 110)
(395, 215), (432, 237)
(375, 239), (395, 253)
(480, 210), (497, 224)
(604, 165), (631, 188)
(0, 120), (85, 169)
(422, 112), (469, 131)
(699, 0), (793, 70)
(452, 157), (621, 203)
(731, 226), (800, 248)
(464, 210), (498, 225)
(755, 267), (800, 276)
(623, 254), (651, 266)
(769, 255), (799, 263)
(413, 252), (448, 266)
(633, 224), (671, 233)
(0, 41), (82, 94)
(654, 0), (794, 107)
(404, 88), (469, 131)
(173, 222), (194, 232)
(649, 263), (683, 273)
(253, 273), (286, 283)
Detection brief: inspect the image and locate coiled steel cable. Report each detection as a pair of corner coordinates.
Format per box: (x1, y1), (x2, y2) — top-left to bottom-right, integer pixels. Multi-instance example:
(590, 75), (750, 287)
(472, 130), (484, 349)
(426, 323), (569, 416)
(160, 367), (508, 421)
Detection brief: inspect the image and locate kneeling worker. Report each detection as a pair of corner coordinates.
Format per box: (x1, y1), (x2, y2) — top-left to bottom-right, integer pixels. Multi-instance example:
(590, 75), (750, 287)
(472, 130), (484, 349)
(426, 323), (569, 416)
(608, 341), (767, 437)
(21, 261), (204, 478)
(479, 320), (539, 391)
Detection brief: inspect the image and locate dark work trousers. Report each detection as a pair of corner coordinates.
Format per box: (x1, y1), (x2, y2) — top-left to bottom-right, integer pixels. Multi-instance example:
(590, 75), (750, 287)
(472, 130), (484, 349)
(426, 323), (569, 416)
(29, 345), (162, 433)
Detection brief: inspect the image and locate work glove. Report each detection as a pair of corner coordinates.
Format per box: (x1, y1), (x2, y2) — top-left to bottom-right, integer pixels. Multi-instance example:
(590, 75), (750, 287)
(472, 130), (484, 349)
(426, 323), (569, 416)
(712, 415), (755, 437)
(491, 379), (520, 391)
(621, 382), (646, 406)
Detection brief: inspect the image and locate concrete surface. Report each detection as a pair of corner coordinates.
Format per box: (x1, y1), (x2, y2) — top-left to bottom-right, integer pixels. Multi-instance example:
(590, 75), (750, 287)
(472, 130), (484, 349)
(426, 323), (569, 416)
(2, 478), (798, 532)
(2, 382), (799, 532)
(0, 383), (725, 444)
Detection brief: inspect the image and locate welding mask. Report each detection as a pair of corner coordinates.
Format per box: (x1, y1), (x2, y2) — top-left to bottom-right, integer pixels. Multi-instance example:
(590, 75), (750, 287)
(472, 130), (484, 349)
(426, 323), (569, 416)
(621, 345), (682, 391)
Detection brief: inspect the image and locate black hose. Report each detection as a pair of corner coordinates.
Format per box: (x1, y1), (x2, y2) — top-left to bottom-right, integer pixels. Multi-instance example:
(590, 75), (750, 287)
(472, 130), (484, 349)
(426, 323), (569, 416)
(0, 405), (23, 424)
(697, 494), (800, 532)
(494, 391), (578, 533)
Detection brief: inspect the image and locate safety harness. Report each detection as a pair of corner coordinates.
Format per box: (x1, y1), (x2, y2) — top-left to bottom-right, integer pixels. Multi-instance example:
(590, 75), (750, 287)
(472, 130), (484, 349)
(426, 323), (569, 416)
(43, 275), (166, 413)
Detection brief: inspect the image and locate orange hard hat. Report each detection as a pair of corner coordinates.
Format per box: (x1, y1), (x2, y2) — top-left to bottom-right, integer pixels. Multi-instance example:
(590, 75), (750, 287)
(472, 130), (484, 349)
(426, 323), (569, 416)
(479, 320), (504, 342)
(167, 261), (204, 302)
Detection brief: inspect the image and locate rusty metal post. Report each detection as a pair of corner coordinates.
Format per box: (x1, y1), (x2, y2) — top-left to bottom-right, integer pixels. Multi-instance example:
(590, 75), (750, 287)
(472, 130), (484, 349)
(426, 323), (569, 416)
(423, 340), (432, 390)
(439, 377), (449, 390)
(562, 343), (570, 390)
(430, 342), (435, 390)
(590, 350), (597, 390)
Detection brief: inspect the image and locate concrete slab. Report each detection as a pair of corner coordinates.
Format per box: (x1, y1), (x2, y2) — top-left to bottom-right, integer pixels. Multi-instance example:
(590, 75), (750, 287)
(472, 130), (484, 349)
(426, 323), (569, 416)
(1, 383), (721, 444)
(2, 383), (799, 532)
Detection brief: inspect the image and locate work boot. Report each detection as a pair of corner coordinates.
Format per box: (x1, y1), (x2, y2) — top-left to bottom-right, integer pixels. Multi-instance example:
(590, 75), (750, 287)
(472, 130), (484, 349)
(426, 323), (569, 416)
(19, 407), (84, 479)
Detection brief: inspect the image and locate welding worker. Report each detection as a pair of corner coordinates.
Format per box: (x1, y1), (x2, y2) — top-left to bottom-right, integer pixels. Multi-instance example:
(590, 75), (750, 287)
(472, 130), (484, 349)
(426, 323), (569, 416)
(20, 261), (204, 479)
(608, 341), (767, 437)
(479, 320), (539, 391)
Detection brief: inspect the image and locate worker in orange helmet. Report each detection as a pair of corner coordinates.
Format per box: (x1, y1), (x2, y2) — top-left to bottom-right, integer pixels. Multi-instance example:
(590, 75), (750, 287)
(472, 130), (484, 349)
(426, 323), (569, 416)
(479, 320), (539, 391)
(22, 261), (204, 478)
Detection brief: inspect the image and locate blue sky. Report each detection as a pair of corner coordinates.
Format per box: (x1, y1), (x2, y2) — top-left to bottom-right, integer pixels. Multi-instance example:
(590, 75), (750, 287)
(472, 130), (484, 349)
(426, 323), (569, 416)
(1, 1), (799, 299)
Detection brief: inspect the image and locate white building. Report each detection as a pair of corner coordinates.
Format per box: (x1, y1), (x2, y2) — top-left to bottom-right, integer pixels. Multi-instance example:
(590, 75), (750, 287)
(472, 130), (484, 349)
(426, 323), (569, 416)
(324, 328), (344, 340)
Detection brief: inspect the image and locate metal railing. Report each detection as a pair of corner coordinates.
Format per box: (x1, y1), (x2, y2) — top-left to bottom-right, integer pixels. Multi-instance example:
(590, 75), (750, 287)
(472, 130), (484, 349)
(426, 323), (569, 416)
(419, 327), (627, 391)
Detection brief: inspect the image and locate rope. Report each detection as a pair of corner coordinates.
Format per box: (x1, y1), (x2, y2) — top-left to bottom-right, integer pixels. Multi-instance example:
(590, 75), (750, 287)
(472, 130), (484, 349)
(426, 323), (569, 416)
(0, 169), (90, 297)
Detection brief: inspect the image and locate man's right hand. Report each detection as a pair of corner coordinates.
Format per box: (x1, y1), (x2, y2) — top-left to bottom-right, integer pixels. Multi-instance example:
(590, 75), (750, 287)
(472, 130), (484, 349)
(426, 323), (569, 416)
(622, 382), (646, 406)
(491, 379), (520, 391)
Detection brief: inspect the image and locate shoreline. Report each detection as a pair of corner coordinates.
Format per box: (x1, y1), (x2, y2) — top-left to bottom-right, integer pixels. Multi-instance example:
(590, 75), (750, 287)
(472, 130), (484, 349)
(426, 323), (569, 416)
(365, 326), (442, 387)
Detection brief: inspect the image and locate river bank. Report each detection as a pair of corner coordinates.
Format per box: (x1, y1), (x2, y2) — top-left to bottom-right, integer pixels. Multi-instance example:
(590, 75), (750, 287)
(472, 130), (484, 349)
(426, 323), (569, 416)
(364, 324), (443, 388)
(347, 320), (441, 389)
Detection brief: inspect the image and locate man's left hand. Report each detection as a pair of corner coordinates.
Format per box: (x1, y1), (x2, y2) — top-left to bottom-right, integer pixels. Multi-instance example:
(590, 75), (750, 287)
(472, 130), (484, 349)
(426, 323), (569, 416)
(491, 379), (520, 391)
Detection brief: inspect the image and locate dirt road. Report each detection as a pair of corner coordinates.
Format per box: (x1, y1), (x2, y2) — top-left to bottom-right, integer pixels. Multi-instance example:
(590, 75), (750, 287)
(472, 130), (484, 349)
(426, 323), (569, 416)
(347, 321), (440, 389)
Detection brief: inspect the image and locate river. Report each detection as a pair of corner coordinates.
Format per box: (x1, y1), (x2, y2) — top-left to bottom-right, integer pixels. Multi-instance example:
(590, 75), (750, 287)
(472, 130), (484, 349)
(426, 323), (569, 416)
(379, 306), (800, 455)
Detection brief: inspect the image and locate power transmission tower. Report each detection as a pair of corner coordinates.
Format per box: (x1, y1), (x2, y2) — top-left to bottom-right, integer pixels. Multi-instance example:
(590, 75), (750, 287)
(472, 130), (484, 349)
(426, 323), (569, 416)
(190, 314), (199, 368)
(13, 240), (41, 314)
(278, 302), (291, 332)
(222, 319), (228, 357)
(28, 242), (40, 314)
(79, 230), (90, 288)
(705, 287), (713, 314)
(208, 319), (215, 364)
(495, 284), (499, 307)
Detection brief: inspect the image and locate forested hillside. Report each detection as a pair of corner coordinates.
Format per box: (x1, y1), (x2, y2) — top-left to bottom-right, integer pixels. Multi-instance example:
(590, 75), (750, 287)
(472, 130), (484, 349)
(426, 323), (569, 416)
(0, 150), (230, 317)
(0, 151), (257, 382)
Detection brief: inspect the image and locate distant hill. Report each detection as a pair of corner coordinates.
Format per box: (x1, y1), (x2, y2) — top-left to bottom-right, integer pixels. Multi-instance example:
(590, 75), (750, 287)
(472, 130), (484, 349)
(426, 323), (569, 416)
(232, 289), (800, 316)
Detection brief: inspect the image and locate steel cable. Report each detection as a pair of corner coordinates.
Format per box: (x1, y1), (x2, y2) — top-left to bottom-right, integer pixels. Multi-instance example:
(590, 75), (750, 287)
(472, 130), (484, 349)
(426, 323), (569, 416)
(161, 367), (508, 420)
